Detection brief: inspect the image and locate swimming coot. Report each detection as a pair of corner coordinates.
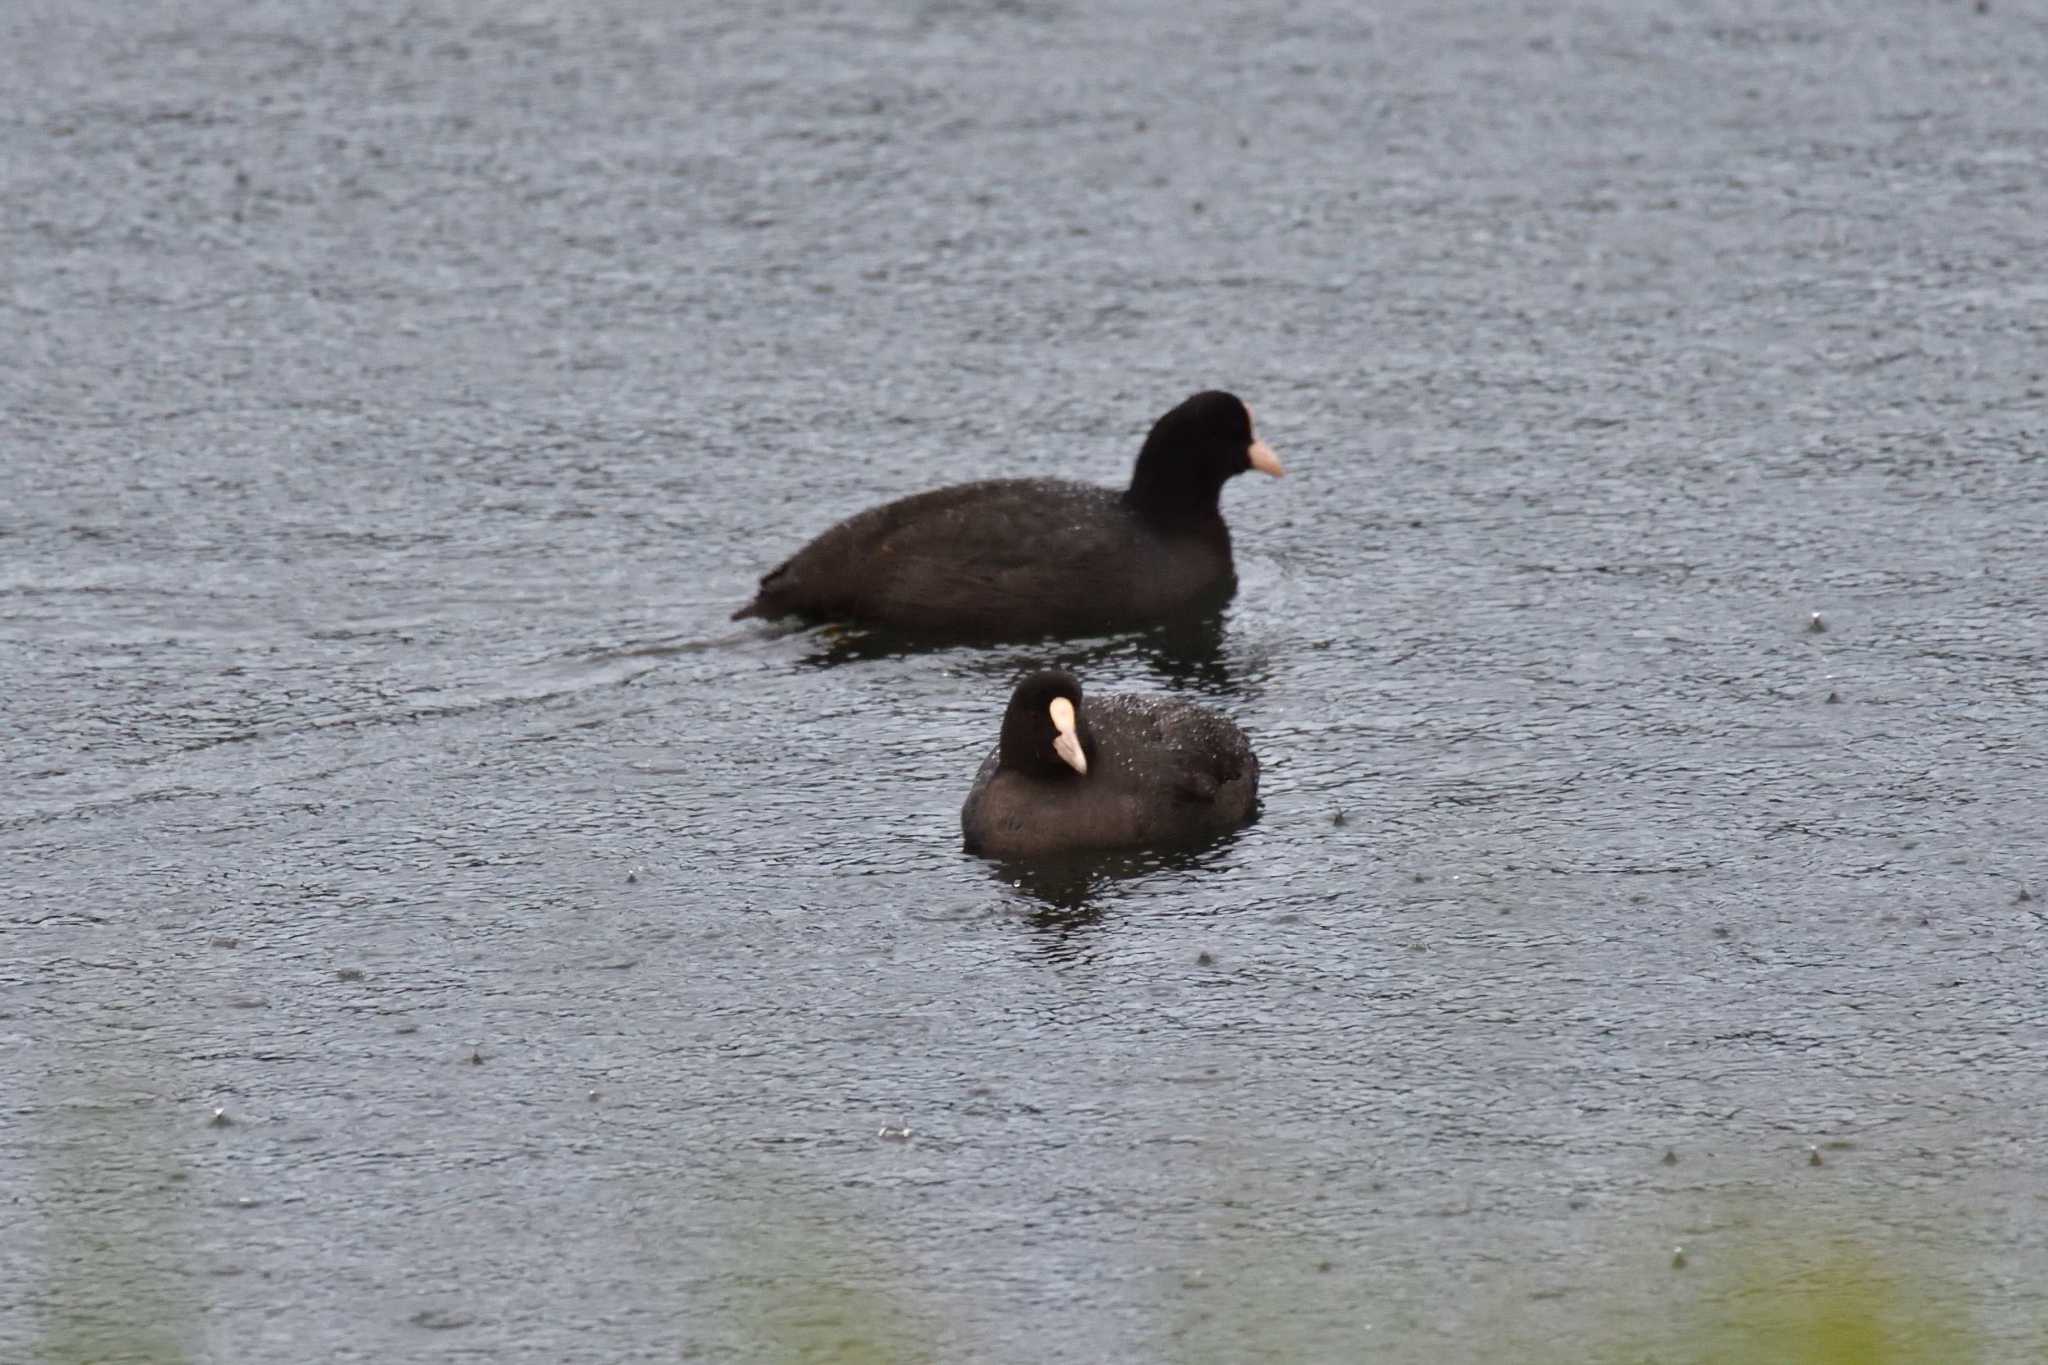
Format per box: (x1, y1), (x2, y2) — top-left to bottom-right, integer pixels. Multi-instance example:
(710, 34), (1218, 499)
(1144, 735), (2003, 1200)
(732, 391), (1284, 639)
(961, 670), (1260, 858)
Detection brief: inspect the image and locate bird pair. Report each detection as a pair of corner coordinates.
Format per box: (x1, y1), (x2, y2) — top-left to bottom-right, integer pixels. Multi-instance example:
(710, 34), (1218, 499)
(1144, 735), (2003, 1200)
(733, 392), (1283, 860)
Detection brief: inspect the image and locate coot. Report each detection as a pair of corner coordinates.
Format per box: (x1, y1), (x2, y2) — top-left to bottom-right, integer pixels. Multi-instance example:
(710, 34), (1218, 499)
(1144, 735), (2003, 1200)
(961, 670), (1260, 858)
(732, 391), (1284, 638)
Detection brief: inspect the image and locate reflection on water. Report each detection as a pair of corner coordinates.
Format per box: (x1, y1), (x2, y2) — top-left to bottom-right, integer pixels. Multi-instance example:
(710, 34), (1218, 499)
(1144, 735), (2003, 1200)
(1008, 612), (1249, 700)
(983, 838), (1249, 923)
(31, 1070), (199, 1365)
(792, 608), (1261, 699)
(792, 622), (972, 670)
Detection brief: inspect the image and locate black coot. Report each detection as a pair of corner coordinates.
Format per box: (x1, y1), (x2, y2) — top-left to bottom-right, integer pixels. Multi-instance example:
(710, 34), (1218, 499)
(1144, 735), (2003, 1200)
(961, 670), (1260, 858)
(732, 391), (1284, 639)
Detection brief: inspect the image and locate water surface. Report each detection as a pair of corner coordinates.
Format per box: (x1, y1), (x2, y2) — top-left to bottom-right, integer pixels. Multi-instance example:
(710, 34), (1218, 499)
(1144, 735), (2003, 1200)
(5, 0), (2047, 1360)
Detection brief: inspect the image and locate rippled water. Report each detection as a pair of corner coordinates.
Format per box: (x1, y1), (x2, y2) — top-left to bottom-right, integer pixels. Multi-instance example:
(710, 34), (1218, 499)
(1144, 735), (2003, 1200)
(7, 0), (2048, 1360)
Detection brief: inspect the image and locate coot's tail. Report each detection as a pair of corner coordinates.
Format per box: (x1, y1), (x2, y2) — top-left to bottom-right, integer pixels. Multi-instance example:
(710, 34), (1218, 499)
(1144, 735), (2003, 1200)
(732, 564), (791, 621)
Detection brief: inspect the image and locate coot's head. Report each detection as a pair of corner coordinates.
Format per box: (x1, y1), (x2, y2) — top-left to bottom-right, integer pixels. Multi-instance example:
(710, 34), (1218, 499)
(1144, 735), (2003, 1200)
(998, 670), (1097, 779)
(1125, 391), (1285, 525)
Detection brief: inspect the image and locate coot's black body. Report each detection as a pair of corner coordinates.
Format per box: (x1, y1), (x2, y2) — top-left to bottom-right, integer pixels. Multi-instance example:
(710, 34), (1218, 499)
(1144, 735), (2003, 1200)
(961, 671), (1260, 859)
(733, 391), (1283, 639)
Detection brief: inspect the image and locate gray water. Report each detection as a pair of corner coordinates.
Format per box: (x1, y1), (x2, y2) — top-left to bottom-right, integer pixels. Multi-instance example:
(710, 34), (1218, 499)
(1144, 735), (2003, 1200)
(6, 0), (2047, 1360)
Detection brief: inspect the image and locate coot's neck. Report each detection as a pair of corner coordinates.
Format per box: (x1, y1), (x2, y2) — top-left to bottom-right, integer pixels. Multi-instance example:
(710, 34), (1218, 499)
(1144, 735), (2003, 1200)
(1122, 462), (1227, 530)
